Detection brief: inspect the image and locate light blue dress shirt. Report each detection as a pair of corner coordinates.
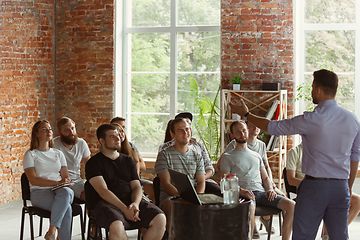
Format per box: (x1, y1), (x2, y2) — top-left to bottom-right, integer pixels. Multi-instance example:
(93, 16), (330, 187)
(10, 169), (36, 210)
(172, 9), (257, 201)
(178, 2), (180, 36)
(268, 100), (360, 179)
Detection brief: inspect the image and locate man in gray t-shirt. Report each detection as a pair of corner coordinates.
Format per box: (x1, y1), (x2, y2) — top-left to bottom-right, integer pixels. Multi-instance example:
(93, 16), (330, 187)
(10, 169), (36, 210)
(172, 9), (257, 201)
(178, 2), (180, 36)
(220, 120), (295, 240)
(155, 118), (205, 231)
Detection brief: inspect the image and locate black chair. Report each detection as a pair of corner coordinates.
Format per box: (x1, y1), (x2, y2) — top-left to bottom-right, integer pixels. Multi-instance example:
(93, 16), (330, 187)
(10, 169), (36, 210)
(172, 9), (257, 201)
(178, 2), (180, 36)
(84, 181), (142, 240)
(153, 176), (161, 207)
(255, 205), (283, 240)
(20, 172), (85, 240)
(73, 196), (86, 237)
(283, 167), (297, 200)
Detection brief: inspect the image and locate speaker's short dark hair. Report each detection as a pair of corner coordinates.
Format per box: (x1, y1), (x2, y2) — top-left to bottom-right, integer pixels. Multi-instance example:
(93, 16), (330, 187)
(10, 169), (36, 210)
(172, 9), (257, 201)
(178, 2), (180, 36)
(313, 69), (338, 97)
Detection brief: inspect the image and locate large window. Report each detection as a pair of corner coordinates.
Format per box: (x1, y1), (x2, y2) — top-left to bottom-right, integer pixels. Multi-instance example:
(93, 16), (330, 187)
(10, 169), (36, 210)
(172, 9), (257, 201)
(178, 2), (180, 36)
(294, 0), (360, 116)
(115, 0), (221, 155)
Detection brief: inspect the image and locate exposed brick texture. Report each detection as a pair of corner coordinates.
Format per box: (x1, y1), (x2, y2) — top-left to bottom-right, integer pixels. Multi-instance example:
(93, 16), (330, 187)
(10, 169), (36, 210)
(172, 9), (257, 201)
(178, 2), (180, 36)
(55, 0), (115, 153)
(0, 0), (295, 205)
(0, 0), (55, 205)
(221, 0), (294, 175)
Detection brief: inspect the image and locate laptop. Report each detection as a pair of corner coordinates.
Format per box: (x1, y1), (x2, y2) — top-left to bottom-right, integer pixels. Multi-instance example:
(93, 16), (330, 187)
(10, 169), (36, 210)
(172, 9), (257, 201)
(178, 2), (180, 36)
(168, 169), (223, 205)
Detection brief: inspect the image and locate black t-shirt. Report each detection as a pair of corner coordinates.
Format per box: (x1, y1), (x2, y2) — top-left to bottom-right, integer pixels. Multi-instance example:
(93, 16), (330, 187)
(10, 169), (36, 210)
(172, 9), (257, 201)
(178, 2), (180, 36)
(85, 152), (139, 206)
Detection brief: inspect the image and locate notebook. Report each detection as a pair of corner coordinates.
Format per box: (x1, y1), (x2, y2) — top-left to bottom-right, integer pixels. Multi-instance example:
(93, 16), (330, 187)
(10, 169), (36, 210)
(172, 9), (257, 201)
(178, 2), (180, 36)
(168, 169), (223, 205)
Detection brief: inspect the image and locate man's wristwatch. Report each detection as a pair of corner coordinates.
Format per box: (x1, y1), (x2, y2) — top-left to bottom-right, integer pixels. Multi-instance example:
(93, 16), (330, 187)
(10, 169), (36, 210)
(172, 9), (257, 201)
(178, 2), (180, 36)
(244, 112), (250, 117)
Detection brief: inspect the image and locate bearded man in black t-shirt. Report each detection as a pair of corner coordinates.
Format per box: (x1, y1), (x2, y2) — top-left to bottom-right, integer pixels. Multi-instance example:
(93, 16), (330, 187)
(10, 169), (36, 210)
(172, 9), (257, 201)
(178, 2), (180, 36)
(86, 124), (165, 240)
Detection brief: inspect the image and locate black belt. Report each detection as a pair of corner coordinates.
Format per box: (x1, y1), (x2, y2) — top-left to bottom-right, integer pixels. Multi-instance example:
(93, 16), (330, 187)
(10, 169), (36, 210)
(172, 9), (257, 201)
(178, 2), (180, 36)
(305, 175), (345, 181)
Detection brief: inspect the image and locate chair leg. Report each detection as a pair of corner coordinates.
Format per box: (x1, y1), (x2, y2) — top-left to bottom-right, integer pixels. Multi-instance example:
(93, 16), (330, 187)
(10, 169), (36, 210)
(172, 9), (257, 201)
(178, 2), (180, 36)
(87, 218), (92, 240)
(39, 216), (43, 236)
(20, 209), (26, 240)
(80, 209), (85, 240)
(83, 206), (87, 238)
(137, 228), (142, 240)
(29, 213), (35, 240)
(267, 215), (273, 240)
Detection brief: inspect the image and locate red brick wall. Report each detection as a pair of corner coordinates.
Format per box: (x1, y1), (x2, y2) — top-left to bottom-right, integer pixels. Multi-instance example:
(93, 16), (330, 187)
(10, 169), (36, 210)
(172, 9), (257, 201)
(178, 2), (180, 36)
(0, 0), (55, 204)
(0, 0), (295, 205)
(221, 0), (294, 114)
(221, 0), (294, 175)
(55, 0), (115, 153)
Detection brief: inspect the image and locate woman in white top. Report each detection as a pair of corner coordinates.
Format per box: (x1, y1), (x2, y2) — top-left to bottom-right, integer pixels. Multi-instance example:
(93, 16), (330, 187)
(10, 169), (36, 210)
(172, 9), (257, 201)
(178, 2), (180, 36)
(23, 120), (74, 240)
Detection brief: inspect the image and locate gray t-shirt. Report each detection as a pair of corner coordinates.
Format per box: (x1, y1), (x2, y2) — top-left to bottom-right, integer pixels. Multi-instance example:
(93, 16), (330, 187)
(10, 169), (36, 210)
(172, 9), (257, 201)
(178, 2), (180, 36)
(220, 148), (265, 192)
(159, 138), (214, 174)
(225, 139), (268, 165)
(155, 146), (205, 205)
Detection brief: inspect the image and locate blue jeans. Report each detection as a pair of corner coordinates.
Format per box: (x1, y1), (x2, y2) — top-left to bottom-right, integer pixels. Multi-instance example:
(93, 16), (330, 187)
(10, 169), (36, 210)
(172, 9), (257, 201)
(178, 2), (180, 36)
(31, 187), (74, 240)
(293, 178), (350, 240)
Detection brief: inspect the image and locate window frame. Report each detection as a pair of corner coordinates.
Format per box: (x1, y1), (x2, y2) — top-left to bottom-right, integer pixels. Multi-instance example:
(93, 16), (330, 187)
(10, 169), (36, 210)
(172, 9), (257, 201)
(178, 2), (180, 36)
(294, 0), (360, 119)
(115, 0), (221, 156)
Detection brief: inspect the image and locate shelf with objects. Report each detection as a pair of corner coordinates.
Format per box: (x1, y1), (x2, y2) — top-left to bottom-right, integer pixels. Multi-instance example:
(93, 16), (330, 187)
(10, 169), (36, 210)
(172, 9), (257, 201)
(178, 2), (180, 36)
(220, 89), (287, 188)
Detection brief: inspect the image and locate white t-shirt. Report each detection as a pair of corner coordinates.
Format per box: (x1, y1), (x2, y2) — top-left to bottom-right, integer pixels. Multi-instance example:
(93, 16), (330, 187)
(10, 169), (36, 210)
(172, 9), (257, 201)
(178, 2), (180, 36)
(23, 148), (67, 190)
(53, 137), (91, 180)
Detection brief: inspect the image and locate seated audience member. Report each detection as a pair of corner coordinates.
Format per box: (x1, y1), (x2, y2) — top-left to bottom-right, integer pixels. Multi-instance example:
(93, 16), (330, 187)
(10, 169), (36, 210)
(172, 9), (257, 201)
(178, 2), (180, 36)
(220, 120), (295, 240)
(23, 120), (74, 240)
(158, 119), (173, 151)
(286, 142), (360, 240)
(217, 120), (284, 237)
(159, 112), (220, 195)
(110, 117), (155, 203)
(86, 124), (166, 240)
(54, 117), (91, 201)
(155, 118), (206, 230)
(216, 121), (283, 195)
(112, 123), (155, 203)
(110, 117), (146, 167)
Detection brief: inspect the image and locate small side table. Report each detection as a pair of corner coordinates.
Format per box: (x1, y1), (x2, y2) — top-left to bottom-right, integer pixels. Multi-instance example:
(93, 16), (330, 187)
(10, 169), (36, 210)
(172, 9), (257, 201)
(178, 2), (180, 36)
(169, 198), (251, 240)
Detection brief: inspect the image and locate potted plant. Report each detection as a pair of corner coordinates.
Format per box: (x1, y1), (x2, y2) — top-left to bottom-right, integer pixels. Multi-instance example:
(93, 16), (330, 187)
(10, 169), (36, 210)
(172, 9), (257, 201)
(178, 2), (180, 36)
(231, 74), (242, 90)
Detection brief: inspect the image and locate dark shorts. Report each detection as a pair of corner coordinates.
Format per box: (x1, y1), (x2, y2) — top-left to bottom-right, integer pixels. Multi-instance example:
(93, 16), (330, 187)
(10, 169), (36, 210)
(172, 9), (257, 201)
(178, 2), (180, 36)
(140, 178), (152, 187)
(93, 199), (164, 230)
(252, 190), (285, 208)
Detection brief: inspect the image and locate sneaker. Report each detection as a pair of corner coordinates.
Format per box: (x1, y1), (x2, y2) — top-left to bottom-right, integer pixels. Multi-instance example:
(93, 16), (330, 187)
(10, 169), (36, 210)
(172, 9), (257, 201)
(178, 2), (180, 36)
(253, 224), (260, 239)
(260, 216), (275, 234)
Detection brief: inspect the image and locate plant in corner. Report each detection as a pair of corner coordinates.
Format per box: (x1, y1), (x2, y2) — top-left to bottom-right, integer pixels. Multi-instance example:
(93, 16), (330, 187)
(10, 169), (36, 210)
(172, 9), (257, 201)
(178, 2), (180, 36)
(189, 75), (221, 163)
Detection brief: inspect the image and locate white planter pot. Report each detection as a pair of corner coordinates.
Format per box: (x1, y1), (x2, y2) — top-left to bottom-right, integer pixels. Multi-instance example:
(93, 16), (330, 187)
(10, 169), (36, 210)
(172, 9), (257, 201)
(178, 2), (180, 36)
(232, 84), (241, 91)
(232, 113), (241, 120)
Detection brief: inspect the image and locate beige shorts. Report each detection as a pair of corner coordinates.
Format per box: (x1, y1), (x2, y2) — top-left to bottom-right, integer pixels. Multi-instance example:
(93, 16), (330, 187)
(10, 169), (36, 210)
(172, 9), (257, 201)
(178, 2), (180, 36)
(71, 178), (86, 199)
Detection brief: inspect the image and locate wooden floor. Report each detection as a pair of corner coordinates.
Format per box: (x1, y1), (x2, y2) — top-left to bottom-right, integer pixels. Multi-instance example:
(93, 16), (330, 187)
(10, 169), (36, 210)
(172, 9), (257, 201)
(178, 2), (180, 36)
(2, 178), (360, 240)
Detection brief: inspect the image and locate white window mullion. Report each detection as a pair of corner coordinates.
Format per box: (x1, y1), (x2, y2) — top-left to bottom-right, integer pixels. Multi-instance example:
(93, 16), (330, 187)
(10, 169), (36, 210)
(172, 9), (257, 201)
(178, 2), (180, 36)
(355, 1), (360, 119)
(169, 0), (177, 119)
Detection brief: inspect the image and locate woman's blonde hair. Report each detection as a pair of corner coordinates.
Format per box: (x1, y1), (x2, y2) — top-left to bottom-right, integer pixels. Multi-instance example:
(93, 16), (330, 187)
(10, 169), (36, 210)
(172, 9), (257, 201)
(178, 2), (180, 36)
(30, 120), (54, 150)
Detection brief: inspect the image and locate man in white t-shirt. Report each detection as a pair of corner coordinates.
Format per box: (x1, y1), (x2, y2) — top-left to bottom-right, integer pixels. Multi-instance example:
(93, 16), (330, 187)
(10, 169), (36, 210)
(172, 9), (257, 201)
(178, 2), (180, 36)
(220, 120), (295, 240)
(54, 117), (91, 200)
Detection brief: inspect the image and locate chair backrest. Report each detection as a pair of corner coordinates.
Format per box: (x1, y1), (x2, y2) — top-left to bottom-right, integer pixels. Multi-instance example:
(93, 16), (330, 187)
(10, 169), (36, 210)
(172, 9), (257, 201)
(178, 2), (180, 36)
(283, 167), (297, 198)
(153, 176), (160, 206)
(21, 172), (31, 202)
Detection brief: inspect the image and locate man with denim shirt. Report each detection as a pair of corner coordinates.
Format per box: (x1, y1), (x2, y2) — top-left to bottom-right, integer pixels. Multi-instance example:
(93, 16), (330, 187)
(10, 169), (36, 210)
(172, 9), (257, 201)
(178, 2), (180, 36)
(230, 69), (360, 240)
